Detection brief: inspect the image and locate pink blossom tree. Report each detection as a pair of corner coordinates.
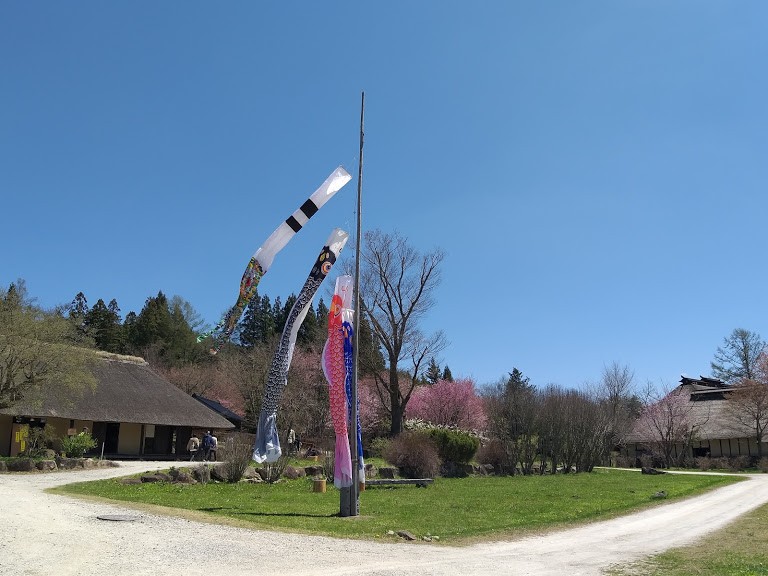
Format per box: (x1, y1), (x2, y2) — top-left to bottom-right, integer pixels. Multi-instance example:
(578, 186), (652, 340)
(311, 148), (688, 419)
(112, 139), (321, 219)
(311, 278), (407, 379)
(405, 378), (487, 431)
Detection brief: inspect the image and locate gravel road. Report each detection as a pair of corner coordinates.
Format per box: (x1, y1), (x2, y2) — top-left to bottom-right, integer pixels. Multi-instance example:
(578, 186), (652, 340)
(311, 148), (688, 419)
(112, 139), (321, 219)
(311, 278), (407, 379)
(2, 462), (767, 576)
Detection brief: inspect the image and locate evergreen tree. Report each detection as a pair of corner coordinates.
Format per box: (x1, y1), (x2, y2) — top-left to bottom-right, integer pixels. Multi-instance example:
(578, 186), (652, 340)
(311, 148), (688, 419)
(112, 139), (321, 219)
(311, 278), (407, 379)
(277, 295), (296, 335)
(316, 297), (329, 336)
(127, 291), (201, 366)
(239, 289), (262, 348)
(123, 310), (138, 346)
(271, 296), (283, 334)
(168, 298), (201, 364)
(297, 301), (319, 347)
(68, 292), (89, 320)
(425, 357), (441, 384)
(84, 298), (124, 353)
(130, 292), (173, 350)
(260, 294), (276, 342)
(441, 365), (454, 382)
(506, 367), (533, 393)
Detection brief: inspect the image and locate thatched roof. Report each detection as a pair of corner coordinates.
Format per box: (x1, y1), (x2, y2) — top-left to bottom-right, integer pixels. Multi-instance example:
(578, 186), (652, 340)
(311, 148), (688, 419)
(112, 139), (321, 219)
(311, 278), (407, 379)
(0, 353), (234, 430)
(627, 376), (754, 443)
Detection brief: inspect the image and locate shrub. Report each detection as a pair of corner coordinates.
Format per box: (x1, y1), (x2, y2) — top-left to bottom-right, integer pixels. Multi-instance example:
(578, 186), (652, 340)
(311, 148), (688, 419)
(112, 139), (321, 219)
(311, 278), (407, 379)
(613, 455), (634, 468)
(695, 456), (714, 471)
(728, 455), (750, 472)
(219, 433), (254, 483)
(476, 439), (515, 475)
(383, 431), (440, 479)
(367, 437), (390, 459)
(759, 457), (768, 473)
(714, 457), (730, 470)
(60, 432), (97, 458)
(424, 428), (479, 464)
(261, 454), (289, 484)
(24, 425), (58, 457)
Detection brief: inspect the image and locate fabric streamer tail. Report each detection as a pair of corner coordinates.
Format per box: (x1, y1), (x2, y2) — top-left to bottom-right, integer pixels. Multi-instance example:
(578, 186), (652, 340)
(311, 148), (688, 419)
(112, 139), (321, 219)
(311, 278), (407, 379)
(199, 166), (351, 352)
(341, 288), (365, 484)
(334, 432), (353, 488)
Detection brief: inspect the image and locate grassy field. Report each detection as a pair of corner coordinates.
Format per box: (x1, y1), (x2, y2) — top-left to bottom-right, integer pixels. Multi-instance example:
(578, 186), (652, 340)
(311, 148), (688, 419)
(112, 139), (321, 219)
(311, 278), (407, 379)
(610, 501), (768, 575)
(52, 468), (740, 543)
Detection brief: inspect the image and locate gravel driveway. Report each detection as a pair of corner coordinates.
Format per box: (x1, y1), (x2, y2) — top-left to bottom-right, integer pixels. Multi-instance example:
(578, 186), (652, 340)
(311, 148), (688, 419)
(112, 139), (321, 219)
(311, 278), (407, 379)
(2, 462), (768, 576)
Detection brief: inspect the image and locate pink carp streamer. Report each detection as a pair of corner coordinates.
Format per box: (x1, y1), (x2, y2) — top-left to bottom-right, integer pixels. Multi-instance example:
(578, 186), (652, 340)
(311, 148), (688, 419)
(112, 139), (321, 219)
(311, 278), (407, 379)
(322, 275), (354, 488)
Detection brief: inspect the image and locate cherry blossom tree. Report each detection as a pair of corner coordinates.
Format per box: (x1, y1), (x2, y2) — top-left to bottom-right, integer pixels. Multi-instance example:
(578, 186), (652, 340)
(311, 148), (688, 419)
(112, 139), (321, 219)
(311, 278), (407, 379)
(405, 378), (487, 431)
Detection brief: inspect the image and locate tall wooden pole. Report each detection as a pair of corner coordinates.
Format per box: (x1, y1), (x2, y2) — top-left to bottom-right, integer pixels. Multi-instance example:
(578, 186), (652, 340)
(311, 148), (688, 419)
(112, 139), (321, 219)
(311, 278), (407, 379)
(341, 91), (364, 517)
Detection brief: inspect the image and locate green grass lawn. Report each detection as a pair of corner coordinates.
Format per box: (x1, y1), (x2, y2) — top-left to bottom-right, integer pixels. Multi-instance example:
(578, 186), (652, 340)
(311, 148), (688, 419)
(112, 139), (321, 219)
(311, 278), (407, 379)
(52, 469), (740, 543)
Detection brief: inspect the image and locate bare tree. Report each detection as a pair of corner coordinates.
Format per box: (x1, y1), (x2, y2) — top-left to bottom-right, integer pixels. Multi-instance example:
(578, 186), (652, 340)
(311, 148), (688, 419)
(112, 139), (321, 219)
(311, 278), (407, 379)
(726, 352), (768, 458)
(636, 385), (706, 468)
(158, 362), (218, 397)
(358, 230), (447, 435)
(711, 328), (766, 384)
(538, 384), (568, 474)
(598, 362), (638, 457)
(215, 344), (272, 428)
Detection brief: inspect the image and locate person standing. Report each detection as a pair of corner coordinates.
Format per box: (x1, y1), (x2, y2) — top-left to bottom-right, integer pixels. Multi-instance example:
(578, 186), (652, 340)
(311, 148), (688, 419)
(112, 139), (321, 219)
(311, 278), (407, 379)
(202, 431), (213, 461)
(208, 432), (218, 462)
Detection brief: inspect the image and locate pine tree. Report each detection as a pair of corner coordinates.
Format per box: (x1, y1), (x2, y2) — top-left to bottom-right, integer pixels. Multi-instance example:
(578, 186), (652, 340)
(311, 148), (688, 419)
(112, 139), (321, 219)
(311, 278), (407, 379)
(441, 365), (454, 382)
(128, 291), (201, 365)
(84, 298), (124, 353)
(68, 292), (89, 320)
(271, 296), (283, 334)
(239, 289), (262, 348)
(260, 294), (276, 342)
(425, 357), (441, 384)
(297, 301), (318, 347)
(277, 295), (296, 335)
(316, 297), (329, 336)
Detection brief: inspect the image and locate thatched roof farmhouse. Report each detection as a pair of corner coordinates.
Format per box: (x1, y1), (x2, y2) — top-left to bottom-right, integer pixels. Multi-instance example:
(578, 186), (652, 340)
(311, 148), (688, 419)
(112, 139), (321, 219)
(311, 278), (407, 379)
(0, 353), (234, 458)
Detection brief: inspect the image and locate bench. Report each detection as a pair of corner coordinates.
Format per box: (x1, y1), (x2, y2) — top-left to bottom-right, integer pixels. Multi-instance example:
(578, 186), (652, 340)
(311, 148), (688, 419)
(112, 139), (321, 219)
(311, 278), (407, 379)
(366, 478), (433, 488)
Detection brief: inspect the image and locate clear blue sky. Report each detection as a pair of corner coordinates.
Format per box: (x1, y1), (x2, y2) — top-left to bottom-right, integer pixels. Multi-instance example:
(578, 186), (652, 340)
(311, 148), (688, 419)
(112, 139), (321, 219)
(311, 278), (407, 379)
(2, 3), (766, 392)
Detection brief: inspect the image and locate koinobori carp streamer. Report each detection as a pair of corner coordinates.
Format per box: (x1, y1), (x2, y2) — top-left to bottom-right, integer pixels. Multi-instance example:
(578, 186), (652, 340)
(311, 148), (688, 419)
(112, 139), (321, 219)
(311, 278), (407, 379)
(252, 228), (349, 463)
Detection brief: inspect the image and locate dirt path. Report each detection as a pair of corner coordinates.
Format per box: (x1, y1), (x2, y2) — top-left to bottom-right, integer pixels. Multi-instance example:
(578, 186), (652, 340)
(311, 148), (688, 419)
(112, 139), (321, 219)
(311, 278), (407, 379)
(2, 463), (767, 576)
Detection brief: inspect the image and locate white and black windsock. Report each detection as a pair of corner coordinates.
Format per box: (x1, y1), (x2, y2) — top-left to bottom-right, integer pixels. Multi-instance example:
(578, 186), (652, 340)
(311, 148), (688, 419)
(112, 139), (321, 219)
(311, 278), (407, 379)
(252, 167), (351, 272)
(201, 167), (351, 350)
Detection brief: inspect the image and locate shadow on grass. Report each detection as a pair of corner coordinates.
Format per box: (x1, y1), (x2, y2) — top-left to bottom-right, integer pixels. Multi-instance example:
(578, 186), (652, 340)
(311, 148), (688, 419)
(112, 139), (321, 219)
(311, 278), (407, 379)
(198, 507), (338, 519)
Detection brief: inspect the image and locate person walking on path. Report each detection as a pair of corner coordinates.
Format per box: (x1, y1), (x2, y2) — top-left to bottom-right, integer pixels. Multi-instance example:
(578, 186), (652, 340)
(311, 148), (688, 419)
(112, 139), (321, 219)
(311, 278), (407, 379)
(186, 434), (200, 461)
